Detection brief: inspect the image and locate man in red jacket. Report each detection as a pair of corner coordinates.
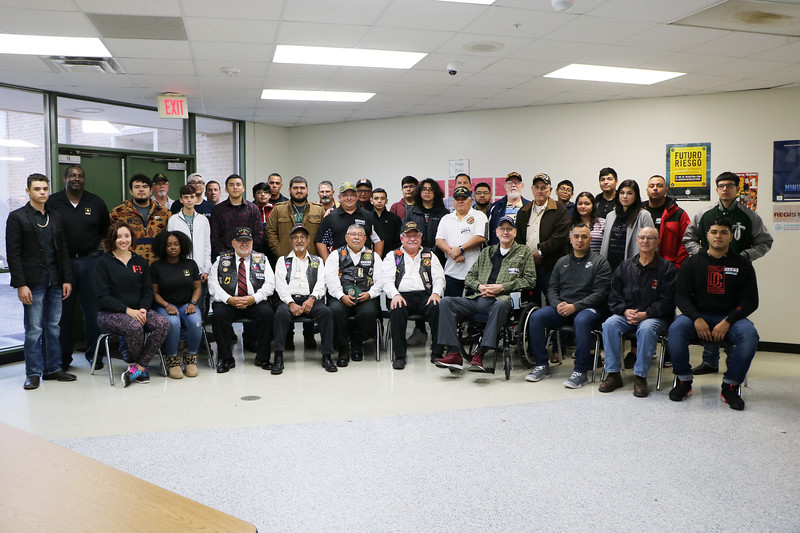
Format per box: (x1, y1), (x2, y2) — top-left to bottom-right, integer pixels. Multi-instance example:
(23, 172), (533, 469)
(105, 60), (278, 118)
(643, 175), (689, 269)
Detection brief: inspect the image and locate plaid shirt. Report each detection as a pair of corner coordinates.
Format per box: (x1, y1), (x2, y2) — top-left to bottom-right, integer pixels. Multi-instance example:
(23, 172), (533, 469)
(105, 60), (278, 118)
(109, 200), (171, 264)
(464, 241), (536, 300)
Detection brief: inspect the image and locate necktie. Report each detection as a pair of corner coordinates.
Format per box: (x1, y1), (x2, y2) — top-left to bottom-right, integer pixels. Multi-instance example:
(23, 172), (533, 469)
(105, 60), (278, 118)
(237, 257), (247, 296)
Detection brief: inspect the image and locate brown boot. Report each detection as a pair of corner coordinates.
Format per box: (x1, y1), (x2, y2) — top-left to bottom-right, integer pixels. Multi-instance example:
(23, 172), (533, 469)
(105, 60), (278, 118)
(598, 372), (623, 393)
(183, 354), (199, 378)
(633, 375), (649, 398)
(166, 356), (183, 379)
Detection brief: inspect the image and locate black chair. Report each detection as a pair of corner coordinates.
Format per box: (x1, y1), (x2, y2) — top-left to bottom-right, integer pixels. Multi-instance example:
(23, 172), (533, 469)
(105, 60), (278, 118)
(549, 325), (602, 382)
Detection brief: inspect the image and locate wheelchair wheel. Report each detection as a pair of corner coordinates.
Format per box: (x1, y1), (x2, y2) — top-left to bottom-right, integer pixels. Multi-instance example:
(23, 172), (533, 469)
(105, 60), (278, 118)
(514, 303), (538, 369)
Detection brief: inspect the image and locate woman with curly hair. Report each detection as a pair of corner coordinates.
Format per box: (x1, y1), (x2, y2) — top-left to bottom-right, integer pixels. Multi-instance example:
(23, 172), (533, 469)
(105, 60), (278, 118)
(150, 231), (203, 379)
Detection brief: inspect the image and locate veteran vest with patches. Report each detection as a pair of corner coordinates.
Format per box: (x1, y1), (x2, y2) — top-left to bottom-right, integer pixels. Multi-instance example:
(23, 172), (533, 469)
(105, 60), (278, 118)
(284, 254), (322, 293)
(336, 245), (374, 292)
(217, 251), (267, 296)
(392, 247), (433, 292)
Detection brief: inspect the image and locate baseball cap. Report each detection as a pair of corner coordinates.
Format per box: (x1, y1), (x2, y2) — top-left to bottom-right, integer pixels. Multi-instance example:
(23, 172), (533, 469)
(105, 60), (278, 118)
(290, 225), (309, 236)
(497, 215), (516, 227)
(340, 181), (356, 193)
(153, 173), (168, 183)
(233, 227), (253, 241)
(401, 220), (421, 233)
(506, 172), (522, 182)
(532, 173), (551, 186)
(356, 178), (373, 189)
(453, 186), (471, 199)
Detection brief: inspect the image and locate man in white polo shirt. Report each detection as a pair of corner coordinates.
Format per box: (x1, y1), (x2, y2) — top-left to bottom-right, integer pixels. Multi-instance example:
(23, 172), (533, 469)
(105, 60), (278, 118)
(435, 186), (488, 297)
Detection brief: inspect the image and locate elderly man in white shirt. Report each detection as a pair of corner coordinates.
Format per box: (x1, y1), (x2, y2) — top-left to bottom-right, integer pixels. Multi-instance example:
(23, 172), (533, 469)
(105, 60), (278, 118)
(324, 223), (383, 367)
(383, 221), (445, 369)
(208, 227), (275, 373)
(273, 225), (335, 374)
(435, 186), (488, 297)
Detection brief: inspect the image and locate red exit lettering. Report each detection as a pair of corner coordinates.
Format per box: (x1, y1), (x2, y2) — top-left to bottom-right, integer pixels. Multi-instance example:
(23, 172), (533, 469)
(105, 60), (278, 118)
(165, 99), (183, 116)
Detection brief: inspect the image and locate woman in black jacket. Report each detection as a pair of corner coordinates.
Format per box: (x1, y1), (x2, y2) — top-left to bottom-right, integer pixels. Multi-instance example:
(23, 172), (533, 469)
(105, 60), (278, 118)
(95, 221), (169, 387)
(402, 178), (449, 265)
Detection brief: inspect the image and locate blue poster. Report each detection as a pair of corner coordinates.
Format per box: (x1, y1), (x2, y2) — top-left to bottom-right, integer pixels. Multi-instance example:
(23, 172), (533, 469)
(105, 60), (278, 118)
(773, 139), (800, 202)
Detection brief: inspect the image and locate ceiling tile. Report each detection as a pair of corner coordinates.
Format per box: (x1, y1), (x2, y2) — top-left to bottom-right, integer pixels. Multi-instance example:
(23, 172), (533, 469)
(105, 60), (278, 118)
(195, 75), (266, 89)
(461, 6), (571, 37)
(75, 0), (181, 16)
(579, 45), (673, 68)
(183, 18), (279, 43)
(0, 0), (78, 9)
(0, 8), (96, 36)
(544, 16), (656, 45)
(105, 39), (192, 59)
(685, 32), (796, 58)
(458, 72), (531, 88)
(283, 0), (391, 25)
(357, 27), (455, 52)
(179, 0), (283, 20)
(275, 21), (370, 47)
(375, 0), (486, 31)
(119, 58), (195, 75)
(588, 0), (722, 24)
(129, 74), (198, 90)
(618, 24), (728, 52)
(195, 61), (267, 77)
(510, 39), (603, 62)
(191, 42), (274, 62)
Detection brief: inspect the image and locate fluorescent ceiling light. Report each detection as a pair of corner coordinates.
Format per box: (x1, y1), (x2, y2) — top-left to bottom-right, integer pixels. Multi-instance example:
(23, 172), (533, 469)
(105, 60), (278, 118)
(544, 64), (685, 85)
(436, 0), (495, 4)
(0, 34), (111, 57)
(273, 45), (426, 69)
(0, 139), (38, 147)
(82, 120), (120, 133)
(261, 89), (374, 103)
(0, 156), (25, 161)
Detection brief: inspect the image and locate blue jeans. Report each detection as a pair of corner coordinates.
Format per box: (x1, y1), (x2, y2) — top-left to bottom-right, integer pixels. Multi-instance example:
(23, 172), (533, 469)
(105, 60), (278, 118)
(59, 253), (100, 362)
(601, 315), (667, 378)
(24, 284), (63, 376)
(529, 306), (602, 373)
(668, 314), (758, 385)
(157, 304), (203, 356)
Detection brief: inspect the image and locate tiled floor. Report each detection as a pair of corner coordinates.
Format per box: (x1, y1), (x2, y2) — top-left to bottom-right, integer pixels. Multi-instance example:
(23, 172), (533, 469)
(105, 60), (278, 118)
(2, 334), (799, 531)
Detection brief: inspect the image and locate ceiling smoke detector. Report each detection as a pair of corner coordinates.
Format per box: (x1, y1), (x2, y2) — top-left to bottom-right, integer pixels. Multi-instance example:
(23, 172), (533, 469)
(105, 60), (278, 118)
(552, 0), (574, 13)
(220, 67), (241, 77)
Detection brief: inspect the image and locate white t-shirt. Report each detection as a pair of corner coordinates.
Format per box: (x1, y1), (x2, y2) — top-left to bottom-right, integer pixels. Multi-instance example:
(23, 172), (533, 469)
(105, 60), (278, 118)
(435, 207), (489, 280)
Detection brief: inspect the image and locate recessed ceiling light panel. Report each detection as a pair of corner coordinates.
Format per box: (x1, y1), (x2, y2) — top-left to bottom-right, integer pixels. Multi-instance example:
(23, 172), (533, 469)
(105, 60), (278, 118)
(261, 89), (374, 103)
(273, 45), (426, 69)
(544, 64), (685, 85)
(0, 34), (111, 57)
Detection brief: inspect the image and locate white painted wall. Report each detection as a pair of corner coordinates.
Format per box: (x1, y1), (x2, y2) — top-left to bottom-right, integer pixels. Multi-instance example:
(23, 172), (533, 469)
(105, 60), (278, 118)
(243, 121), (289, 188)
(247, 87), (800, 345)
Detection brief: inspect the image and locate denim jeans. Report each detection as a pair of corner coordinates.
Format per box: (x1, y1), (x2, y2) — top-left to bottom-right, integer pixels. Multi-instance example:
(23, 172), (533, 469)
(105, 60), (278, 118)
(668, 314), (758, 385)
(59, 253), (100, 361)
(157, 304), (203, 356)
(529, 306), (602, 373)
(601, 315), (667, 378)
(23, 284), (63, 376)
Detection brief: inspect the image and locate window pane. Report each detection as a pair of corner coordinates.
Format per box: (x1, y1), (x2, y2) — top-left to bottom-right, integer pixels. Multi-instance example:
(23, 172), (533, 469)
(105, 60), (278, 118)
(57, 97), (185, 154)
(0, 274), (25, 349)
(195, 116), (235, 180)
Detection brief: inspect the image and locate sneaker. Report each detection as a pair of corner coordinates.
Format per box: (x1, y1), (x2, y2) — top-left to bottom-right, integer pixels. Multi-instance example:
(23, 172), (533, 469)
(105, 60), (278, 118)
(720, 383), (745, 410)
(563, 371), (588, 389)
(406, 328), (428, 347)
(692, 361), (718, 375)
(434, 352), (463, 370)
(121, 365), (141, 388)
(467, 346), (485, 372)
(134, 369), (150, 384)
(598, 372), (623, 393)
(669, 378), (693, 401)
(525, 365), (550, 382)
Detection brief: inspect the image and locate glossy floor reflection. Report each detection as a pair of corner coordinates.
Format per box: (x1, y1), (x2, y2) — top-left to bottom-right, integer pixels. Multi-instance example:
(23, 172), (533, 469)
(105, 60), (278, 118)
(1, 332), (799, 532)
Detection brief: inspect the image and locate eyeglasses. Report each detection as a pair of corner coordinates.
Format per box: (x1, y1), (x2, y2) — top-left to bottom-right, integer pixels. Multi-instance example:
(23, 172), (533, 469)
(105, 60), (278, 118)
(346, 232), (365, 237)
(421, 187), (434, 192)
(475, 190), (491, 195)
(557, 187), (572, 192)
(497, 227), (515, 233)
(717, 183), (737, 190)
(636, 236), (658, 241)
(188, 180), (204, 185)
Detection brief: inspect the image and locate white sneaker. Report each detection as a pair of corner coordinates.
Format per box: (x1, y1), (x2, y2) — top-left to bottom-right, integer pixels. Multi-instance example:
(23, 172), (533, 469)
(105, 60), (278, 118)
(563, 371), (588, 389)
(525, 365), (550, 382)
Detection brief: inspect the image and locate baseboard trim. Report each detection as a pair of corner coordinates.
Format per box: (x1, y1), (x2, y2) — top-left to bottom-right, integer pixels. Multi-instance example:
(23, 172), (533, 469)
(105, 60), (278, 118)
(759, 342), (799, 354)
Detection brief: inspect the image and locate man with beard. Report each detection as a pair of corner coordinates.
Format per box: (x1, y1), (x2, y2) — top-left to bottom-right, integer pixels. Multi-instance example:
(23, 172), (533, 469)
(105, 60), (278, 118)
(472, 182), (492, 215)
(487, 172), (530, 245)
(266, 176), (325, 348)
(314, 182), (383, 261)
(151, 173), (173, 210)
(317, 180), (338, 211)
(110, 174), (171, 264)
(47, 165), (109, 370)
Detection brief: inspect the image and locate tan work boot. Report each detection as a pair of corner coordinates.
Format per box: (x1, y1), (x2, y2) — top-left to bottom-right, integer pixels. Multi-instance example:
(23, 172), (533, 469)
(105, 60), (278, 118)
(183, 354), (199, 378)
(166, 356), (184, 379)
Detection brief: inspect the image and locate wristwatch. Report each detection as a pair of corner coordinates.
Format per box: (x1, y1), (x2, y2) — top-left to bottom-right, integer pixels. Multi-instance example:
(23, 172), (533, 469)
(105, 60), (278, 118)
(190, 300), (197, 305)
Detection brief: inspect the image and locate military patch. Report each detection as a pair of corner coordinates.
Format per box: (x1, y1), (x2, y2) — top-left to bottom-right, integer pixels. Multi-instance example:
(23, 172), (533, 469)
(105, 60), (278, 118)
(310, 261), (319, 268)
(423, 259), (431, 266)
(222, 259), (232, 267)
(421, 252), (431, 258)
(253, 256), (261, 264)
(183, 269), (190, 276)
(507, 267), (519, 274)
(466, 216), (474, 224)
(84, 207), (92, 215)
(363, 252), (372, 261)
(223, 276), (231, 284)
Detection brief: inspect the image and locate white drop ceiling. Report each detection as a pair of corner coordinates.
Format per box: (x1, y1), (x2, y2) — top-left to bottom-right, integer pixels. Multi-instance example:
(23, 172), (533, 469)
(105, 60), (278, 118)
(1, 0), (800, 127)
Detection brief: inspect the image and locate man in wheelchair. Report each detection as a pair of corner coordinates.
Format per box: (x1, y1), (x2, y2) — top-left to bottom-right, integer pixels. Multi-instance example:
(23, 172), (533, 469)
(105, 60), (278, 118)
(434, 216), (536, 371)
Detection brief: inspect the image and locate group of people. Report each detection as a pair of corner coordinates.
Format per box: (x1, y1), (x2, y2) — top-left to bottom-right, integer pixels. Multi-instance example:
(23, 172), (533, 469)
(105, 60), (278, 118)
(8, 165), (772, 409)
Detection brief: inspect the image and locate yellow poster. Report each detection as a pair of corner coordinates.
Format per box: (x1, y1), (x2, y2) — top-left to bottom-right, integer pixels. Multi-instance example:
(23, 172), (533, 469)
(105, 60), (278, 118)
(666, 142), (711, 201)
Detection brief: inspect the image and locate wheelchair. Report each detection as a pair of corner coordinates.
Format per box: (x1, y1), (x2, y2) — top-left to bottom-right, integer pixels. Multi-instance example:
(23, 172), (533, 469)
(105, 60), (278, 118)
(455, 289), (539, 380)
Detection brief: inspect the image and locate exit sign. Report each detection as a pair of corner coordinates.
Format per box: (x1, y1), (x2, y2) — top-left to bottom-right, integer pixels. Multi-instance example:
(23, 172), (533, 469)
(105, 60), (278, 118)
(158, 95), (188, 119)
